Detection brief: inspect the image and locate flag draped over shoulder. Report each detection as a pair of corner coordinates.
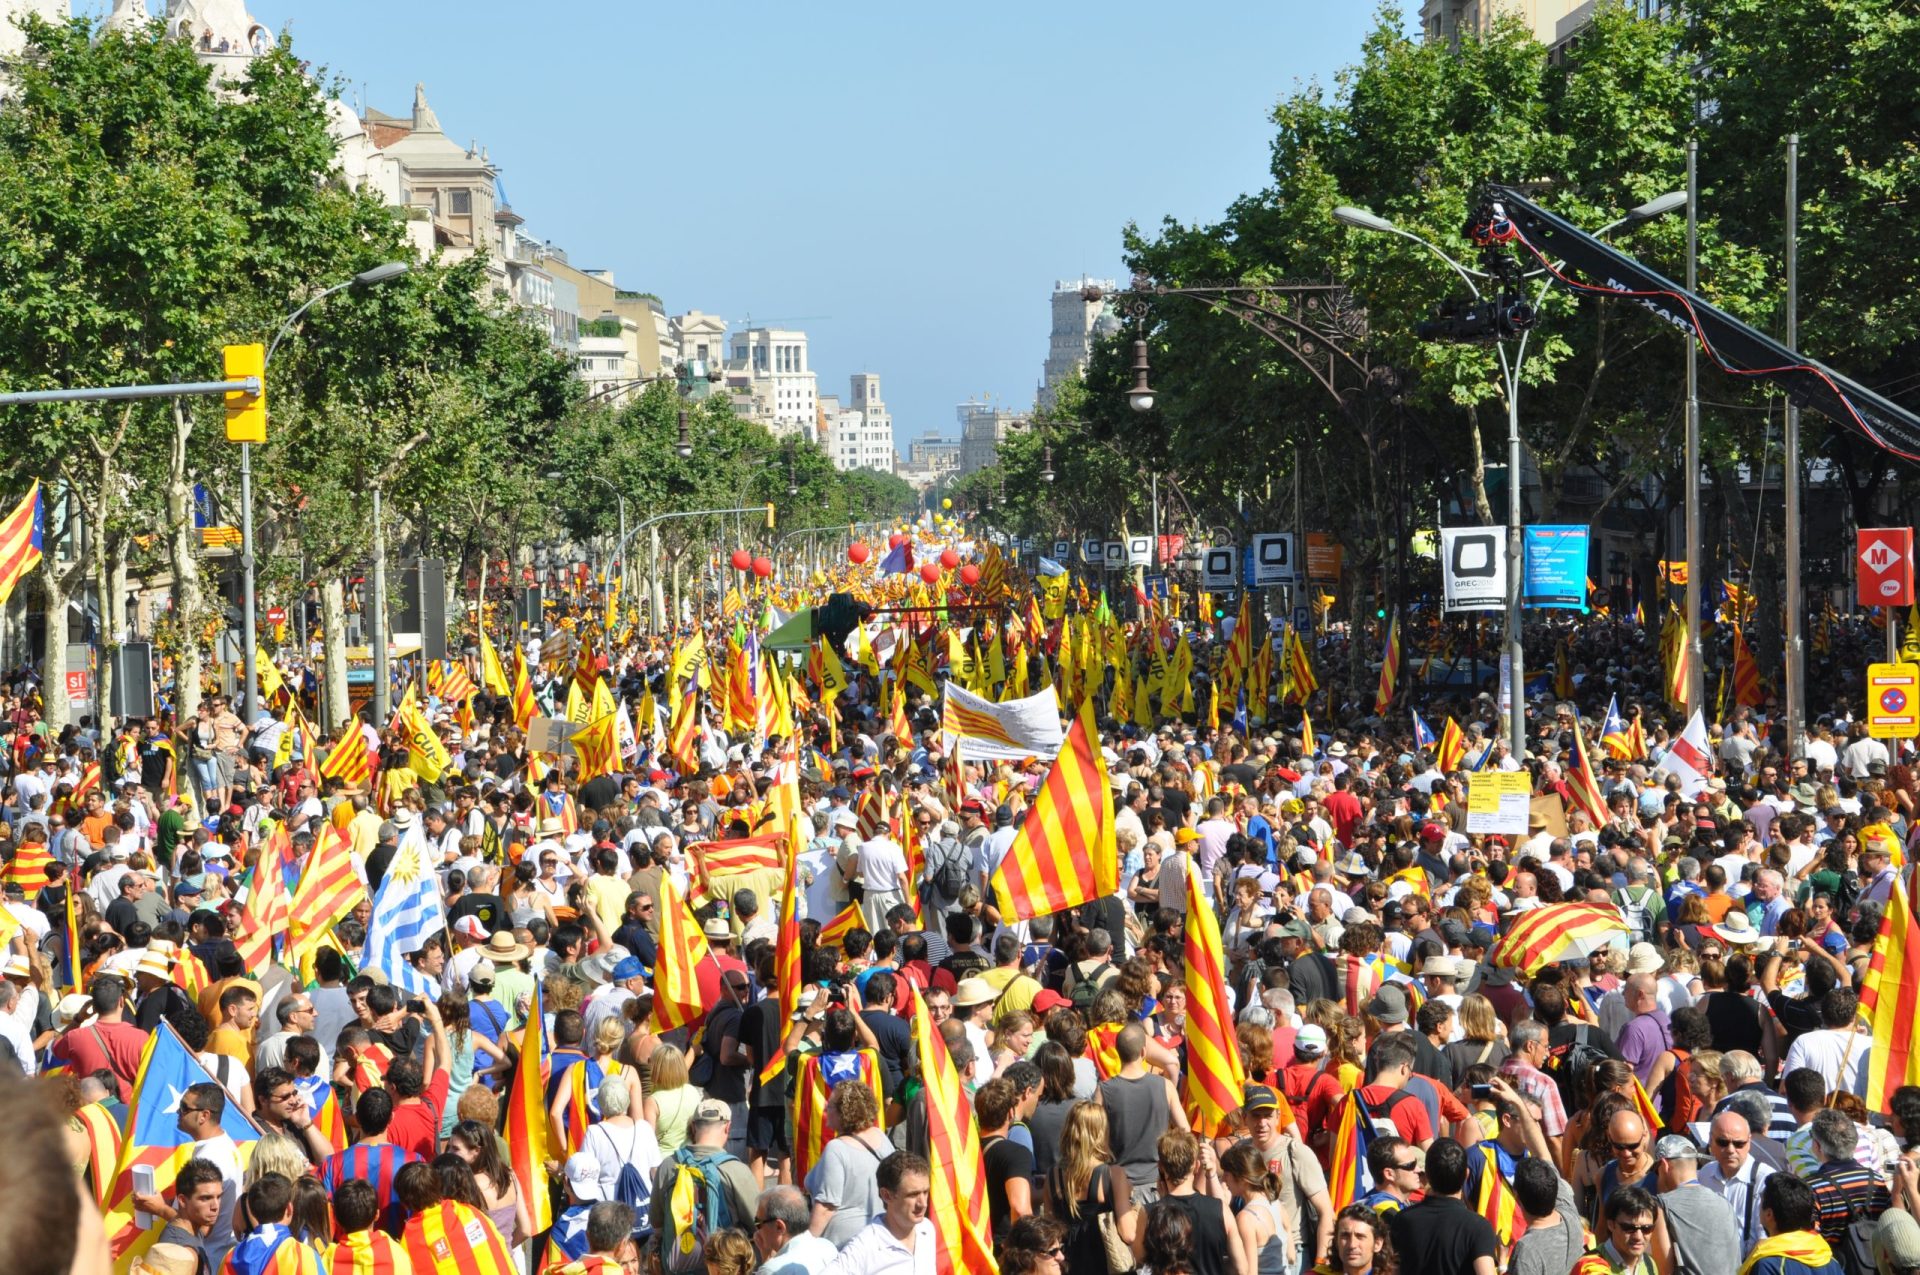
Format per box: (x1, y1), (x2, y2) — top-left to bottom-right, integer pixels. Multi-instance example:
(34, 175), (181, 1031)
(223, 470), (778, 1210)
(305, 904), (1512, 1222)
(652, 873), (710, 1033)
(1862, 876), (1919, 1109)
(908, 987), (998, 1275)
(988, 695), (1117, 922)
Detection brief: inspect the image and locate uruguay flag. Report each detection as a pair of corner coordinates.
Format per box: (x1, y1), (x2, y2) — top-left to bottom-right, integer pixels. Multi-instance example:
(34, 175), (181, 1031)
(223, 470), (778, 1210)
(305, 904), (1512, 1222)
(879, 538), (915, 575)
(1412, 711), (1438, 752)
(360, 824), (445, 999)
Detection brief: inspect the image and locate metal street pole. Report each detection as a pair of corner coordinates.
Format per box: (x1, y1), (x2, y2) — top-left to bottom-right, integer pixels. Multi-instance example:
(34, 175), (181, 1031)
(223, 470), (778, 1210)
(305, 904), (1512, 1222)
(1504, 350), (1527, 757)
(241, 443), (258, 719)
(651, 524), (663, 627)
(1685, 139), (1705, 718)
(1784, 135), (1806, 748)
(371, 483), (389, 723)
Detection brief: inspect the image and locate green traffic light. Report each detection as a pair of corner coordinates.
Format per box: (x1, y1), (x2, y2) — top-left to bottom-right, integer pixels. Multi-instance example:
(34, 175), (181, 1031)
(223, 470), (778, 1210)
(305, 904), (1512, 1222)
(1214, 609), (1224, 619)
(1376, 609), (1386, 619)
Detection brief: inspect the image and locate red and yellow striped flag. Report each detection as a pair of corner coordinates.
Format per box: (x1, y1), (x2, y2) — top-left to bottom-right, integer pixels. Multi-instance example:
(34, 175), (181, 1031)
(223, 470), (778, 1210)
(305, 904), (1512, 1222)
(908, 987), (998, 1275)
(319, 726), (374, 790)
(287, 825), (366, 967)
(816, 900), (862, 950)
(1182, 859), (1246, 1136)
(1373, 613), (1401, 714)
(1862, 876), (1920, 1109)
(233, 829), (293, 973)
(506, 981), (553, 1236)
(1436, 716), (1467, 773)
(760, 834), (802, 1086)
(511, 646), (537, 733)
(0, 482), (44, 607)
(667, 689), (701, 773)
(987, 694), (1117, 922)
(1564, 718), (1610, 828)
(4, 839), (53, 898)
(652, 874), (710, 1033)
(1733, 625), (1764, 707)
(1488, 902), (1628, 975)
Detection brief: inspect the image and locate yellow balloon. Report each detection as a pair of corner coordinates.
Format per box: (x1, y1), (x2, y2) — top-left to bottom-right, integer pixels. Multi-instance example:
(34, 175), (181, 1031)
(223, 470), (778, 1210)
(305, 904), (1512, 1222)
(941, 498), (952, 510)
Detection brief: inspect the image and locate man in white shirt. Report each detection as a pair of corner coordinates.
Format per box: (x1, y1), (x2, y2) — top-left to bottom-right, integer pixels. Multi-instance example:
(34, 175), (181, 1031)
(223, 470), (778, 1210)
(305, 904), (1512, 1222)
(824, 1149), (936, 1275)
(1840, 730), (1889, 779)
(1781, 987), (1870, 1098)
(1698, 1110), (1774, 1256)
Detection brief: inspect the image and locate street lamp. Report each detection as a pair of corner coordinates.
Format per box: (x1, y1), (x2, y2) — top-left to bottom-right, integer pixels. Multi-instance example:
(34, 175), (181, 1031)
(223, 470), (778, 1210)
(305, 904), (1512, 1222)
(675, 409), (693, 459)
(1040, 443), (1055, 484)
(252, 260), (412, 724)
(1332, 194), (1683, 757)
(1126, 339), (1157, 413)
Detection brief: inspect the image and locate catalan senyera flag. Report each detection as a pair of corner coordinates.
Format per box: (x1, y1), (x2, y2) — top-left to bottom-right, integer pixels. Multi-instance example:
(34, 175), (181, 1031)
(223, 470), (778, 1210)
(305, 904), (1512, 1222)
(1182, 859), (1246, 1137)
(325, 1230), (412, 1275)
(1222, 592), (1254, 690)
(1488, 901), (1629, 975)
(1284, 625), (1318, 703)
(987, 694), (1117, 922)
(0, 482), (44, 607)
(1564, 716), (1610, 829)
(1861, 875), (1920, 1109)
(1300, 711), (1316, 757)
(667, 687), (701, 773)
(1664, 607), (1693, 711)
(1473, 1141), (1523, 1249)
(233, 829), (293, 974)
(1373, 613), (1401, 714)
(506, 980), (553, 1236)
(3, 837), (53, 898)
(652, 873), (710, 1033)
(816, 899), (863, 950)
(510, 646), (537, 732)
(760, 834), (803, 1086)
(320, 722), (375, 791)
(287, 825), (366, 967)
(1436, 717), (1467, 773)
(400, 1201), (514, 1275)
(1553, 637), (1575, 700)
(908, 987), (998, 1275)
(1732, 625), (1764, 707)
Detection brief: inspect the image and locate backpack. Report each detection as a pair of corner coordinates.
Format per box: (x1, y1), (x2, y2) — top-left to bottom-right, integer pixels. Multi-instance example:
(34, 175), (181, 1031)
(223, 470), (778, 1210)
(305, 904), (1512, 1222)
(1358, 1088), (1420, 1141)
(1544, 1025), (1610, 1106)
(1069, 961), (1115, 1013)
(589, 1123), (652, 1237)
(927, 836), (971, 903)
(661, 1146), (739, 1273)
(1613, 884), (1656, 943)
(1833, 869), (1864, 925)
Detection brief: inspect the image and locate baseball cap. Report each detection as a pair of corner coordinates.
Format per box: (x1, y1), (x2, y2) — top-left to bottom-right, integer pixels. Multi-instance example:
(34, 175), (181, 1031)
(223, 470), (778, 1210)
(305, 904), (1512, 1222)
(563, 1152), (604, 1200)
(610, 956), (644, 981)
(1031, 989), (1072, 1015)
(1242, 1084), (1280, 1113)
(1293, 1024), (1329, 1057)
(693, 1098), (732, 1125)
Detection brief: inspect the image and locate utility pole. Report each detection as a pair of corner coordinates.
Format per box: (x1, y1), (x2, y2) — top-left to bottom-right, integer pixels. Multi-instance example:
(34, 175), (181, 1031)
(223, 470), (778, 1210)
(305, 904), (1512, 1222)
(1684, 139), (1705, 718)
(1783, 134), (1805, 752)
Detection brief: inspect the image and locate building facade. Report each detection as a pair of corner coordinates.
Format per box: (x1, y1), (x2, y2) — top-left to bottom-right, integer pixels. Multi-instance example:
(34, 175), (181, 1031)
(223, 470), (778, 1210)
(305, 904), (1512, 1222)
(957, 400), (1026, 476)
(1419, 0), (1587, 45)
(826, 373), (895, 473)
(727, 327), (818, 440)
(1038, 276), (1120, 412)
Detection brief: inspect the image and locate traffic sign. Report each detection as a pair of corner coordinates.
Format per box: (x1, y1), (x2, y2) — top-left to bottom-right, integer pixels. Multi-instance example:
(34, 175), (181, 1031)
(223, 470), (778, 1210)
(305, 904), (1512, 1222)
(1143, 574), (1169, 600)
(266, 606), (288, 624)
(1858, 528), (1914, 607)
(1867, 662), (1920, 738)
(1293, 606), (1310, 633)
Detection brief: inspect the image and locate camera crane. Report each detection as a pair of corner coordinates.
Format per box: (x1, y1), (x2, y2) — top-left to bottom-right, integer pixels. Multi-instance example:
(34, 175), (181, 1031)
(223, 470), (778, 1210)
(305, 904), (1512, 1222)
(1460, 184), (1920, 460)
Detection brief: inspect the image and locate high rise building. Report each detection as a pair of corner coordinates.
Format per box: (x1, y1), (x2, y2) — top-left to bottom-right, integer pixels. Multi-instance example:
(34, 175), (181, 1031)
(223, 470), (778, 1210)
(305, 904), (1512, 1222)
(1419, 0), (1587, 45)
(727, 327), (818, 440)
(957, 400), (1026, 476)
(1038, 276), (1121, 412)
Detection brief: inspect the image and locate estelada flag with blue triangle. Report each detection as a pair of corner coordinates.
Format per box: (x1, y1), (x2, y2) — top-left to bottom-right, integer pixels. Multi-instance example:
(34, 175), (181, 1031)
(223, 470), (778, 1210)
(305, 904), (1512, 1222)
(1412, 710), (1438, 753)
(1601, 694), (1634, 760)
(104, 1020), (263, 1268)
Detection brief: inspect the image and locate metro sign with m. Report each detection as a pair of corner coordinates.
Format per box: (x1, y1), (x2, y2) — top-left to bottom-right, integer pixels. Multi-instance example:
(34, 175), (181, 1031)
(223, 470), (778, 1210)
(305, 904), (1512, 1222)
(1858, 528), (1915, 608)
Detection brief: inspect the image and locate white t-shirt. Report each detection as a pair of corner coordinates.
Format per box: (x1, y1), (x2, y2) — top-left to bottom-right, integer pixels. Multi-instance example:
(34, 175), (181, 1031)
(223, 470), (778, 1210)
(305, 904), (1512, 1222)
(583, 1118), (660, 1202)
(1782, 1027), (1869, 1097)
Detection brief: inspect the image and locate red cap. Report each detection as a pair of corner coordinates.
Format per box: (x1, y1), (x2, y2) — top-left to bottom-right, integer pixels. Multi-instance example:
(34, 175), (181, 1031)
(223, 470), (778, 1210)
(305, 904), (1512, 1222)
(1031, 989), (1073, 1014)
(1419, 821), (1448, 842)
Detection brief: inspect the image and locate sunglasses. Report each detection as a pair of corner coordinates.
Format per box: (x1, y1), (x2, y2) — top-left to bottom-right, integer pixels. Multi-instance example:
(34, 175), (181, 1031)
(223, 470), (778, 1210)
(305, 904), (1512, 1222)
(1393, 1161), (1422, 1172)
(1610, 1141), (1644, 1155)
(1714, 1138), (1749, 1149)
(1614, 1222), (1655, 1235)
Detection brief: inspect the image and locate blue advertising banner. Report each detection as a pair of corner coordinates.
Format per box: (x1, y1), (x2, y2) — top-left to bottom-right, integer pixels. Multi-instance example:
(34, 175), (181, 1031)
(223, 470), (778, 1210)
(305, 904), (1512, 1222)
(1522, 525), (1590, 611)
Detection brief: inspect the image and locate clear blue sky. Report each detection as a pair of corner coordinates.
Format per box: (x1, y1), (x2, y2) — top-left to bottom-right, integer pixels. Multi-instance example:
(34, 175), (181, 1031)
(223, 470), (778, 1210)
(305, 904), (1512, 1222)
(137, 2), (1387, 446)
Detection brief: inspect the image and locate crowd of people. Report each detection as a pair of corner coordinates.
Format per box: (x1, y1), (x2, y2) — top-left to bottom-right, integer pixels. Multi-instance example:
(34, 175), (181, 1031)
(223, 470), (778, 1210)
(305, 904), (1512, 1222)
(0, 594), (1917, 1275)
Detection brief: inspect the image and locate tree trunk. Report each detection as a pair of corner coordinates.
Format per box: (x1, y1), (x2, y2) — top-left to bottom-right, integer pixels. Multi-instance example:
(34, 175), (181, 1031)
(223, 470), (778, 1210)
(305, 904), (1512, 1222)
(168, 400), (205, 721)
(321, 576), (349, 728)
(97, 531), (129, 733)
(40, 564), (70, 730)
(1468, 402), (1494, 526)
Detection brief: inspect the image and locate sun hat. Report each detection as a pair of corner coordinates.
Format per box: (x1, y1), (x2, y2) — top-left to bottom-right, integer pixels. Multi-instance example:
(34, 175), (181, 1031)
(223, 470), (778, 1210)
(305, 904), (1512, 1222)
(1711, 911), (1762, 946)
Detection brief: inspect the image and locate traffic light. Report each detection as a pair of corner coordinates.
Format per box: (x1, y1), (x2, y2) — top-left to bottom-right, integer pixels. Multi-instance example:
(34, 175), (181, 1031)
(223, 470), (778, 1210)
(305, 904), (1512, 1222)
(765, 502), (776, 530)
(223, 343), (266, 443)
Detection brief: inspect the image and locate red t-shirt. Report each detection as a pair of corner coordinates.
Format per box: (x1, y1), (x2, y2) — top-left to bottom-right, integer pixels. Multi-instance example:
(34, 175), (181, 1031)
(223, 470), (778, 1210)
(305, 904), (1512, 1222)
(1323, 791), (1363, 844)
(385, 1068), (449, 1160)
(53, 1019), (149, 1102)
(1356, 1083), (1434, 1145)
(693, 953), (751, 1028)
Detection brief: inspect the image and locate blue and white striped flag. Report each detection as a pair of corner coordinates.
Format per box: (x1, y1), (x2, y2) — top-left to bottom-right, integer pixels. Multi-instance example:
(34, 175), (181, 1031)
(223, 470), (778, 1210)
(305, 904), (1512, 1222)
(360, 824), (444, 999)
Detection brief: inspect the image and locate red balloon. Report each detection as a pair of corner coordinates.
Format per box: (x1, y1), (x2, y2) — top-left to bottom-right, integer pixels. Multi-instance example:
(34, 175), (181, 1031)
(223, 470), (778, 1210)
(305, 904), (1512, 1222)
(939, 548), (961, 570)
(959, 563), (981, 585)
(848, 542), (871, 565)
(919, 564), (940, 583)
(730, 549), (753, 572)
(751, 556), (773, 578)
(888, 533), (906, 549)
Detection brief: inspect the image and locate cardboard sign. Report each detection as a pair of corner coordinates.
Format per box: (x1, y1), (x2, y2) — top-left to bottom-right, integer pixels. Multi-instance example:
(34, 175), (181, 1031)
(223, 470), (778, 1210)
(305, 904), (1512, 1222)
(527, 716), (580, 756)
(1528, 793), (1567, 838)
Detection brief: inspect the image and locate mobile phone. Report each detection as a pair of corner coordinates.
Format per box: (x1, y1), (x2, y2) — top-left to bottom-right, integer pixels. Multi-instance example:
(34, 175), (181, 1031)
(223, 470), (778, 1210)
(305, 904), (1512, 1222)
(1471, 1084), (1494, 1100)
(406, 998), (428, 1014)
(132, 1165), (157, 1228)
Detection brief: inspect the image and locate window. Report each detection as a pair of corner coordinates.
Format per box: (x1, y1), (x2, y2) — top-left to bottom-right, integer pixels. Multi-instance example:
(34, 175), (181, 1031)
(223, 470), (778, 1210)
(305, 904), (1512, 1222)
(450, 188), (472, 215)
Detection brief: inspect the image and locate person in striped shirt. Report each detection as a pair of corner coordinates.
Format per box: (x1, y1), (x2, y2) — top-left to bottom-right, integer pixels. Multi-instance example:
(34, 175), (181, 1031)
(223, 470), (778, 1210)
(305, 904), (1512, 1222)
(325, 1180), (413, 1275)
(320, 1090), (416, 1235)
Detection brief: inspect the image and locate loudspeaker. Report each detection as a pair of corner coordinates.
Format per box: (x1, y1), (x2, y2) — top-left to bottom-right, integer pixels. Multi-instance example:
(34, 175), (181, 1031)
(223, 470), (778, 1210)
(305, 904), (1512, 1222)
(112, 642), (155, 719)
(418, 558), (447, 661)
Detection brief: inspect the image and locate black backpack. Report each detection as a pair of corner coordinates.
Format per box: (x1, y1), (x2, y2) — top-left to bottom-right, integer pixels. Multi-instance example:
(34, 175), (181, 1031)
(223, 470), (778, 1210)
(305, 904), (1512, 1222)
(1544, 1024), (1610, 1105)
(927, 835), (971, 903)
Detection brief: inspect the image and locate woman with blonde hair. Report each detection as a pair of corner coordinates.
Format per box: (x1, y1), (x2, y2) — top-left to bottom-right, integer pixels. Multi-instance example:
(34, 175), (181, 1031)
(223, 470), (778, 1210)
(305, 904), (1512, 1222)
(990, 1010), (1035, 1071)
(644, 1043), (701, 1154)
(1040, 1101), (1138, 1269)
(548, 1014), (640, 1155)
(1442, 994), (1509, 1077)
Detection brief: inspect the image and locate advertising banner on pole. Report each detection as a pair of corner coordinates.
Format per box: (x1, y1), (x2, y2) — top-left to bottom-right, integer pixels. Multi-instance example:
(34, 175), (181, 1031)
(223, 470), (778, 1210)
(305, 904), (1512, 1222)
(1522, 525), (1590, 611)
(1440, 526), (1507, 613)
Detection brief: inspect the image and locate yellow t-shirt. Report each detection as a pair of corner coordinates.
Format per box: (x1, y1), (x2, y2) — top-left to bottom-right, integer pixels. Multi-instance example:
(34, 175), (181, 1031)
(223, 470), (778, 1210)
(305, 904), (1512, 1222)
(979, 967), (1041, 1017)
(206, 1025), (254, 1070)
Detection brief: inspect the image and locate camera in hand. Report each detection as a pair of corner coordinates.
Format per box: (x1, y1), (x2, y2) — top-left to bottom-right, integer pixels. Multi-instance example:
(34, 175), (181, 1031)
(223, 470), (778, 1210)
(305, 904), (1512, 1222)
(1471, 1084), (1494, 1100)
(406, 998), (428, 1014)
